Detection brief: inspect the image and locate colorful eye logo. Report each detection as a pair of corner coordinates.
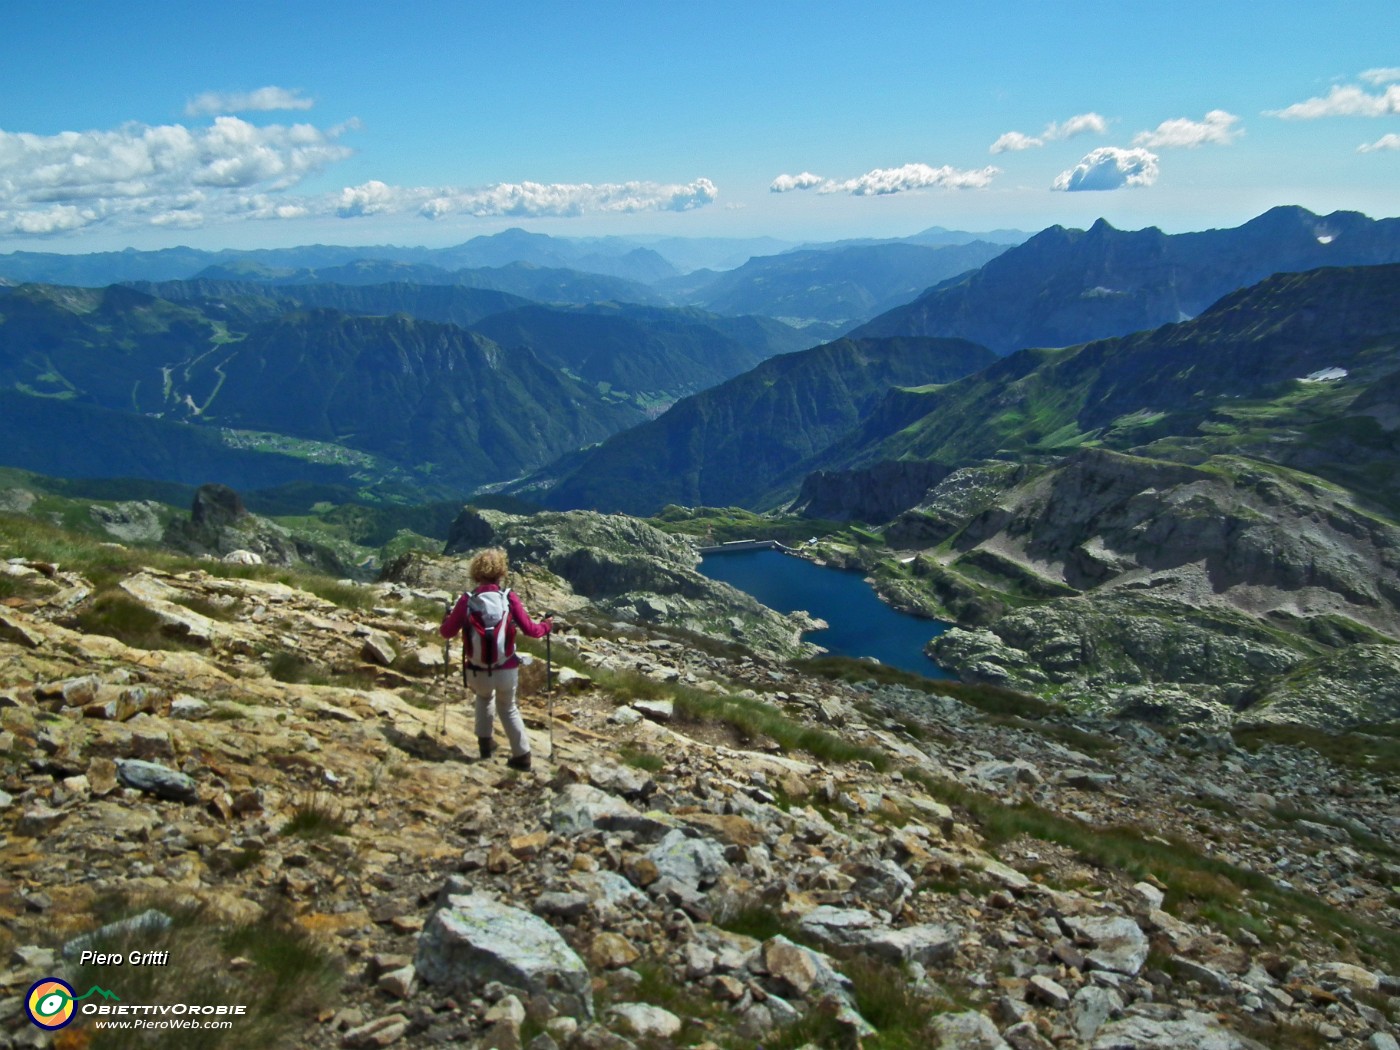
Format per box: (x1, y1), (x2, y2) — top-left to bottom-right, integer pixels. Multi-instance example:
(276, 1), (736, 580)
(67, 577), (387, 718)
(26, 978), (76, 1030)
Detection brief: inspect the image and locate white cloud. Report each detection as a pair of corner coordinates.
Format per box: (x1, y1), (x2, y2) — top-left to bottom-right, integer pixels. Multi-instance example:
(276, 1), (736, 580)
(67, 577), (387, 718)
(1052, 147), (1159, 191)
(989, 112), (1106, 153)
(185, 87), (315, 116)
(0, 116), (355, 235)
(829, 163), (1000, 194)
(338, 177), (719, 220)
(769, 171), (825, 192)
(773, 163), (999, 196)
(1360, 67), (1400, 86)
(989, 131), (1044, 154)
(1359, 132), (1400, 153)
(1269, 82), (1400, 119)
(1044, 113), (1108, 140)
(1133, 110), (1242, 148)
(0, 111), (716, 236)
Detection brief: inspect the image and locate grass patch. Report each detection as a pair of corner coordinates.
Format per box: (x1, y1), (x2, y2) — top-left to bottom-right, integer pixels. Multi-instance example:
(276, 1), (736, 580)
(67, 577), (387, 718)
(618, 745), (664, 773)
(281, 794), (351, 839)
(174, 594), (238, 621)
(674, 690), (889, 769)
(65, 900), (338, 1049)
(792, 655), (1055, 719)
(264, 650), (377, 689)
(1234, 723), (1400, 778)
(71, 592), (192, 651)
(712, 898), (803, 944)
(266, 651), (318, 684)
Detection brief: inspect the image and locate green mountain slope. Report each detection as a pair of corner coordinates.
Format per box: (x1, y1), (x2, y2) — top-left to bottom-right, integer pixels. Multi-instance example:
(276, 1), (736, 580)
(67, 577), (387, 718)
(824, 264), (1400, 517)
(531, 336), (997, 515)
(0, 284), (643, 492)
(469, 302), (812, 411)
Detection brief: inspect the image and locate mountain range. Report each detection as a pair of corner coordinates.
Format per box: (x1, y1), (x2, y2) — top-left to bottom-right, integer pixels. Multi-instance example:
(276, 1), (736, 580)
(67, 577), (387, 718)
(0, 280), (803, 495)
(853, 206), (1400, 354)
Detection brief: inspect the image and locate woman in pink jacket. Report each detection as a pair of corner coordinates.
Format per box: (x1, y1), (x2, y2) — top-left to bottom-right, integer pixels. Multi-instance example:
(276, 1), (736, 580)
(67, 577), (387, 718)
(439, 547), (552, 770)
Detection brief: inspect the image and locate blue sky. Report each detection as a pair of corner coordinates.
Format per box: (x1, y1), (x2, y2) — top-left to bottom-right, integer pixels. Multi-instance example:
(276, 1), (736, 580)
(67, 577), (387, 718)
(2, 0), (1396, 253)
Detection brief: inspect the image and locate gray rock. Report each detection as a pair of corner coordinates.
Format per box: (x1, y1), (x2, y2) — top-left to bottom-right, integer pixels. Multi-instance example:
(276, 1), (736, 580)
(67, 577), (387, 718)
(1028, 974), (1071, 1009)
(1069, 984), (1124, 1043)
(586, 762), (655, 801)
(550, 783), (675, 843)
(1172, 956), (1233, 994)
(632, 699), (673, 723)
(930, 1009), (1011, 1049)
(414, 891), (593, 1020)
(758, 935), (852, 1003)
(1090, 1007), (1268, 1049)
(341, 1013), (410, 1048)
(646, 829), (729, 890)
(606, 1003), (682, 1040)
(360, 632), (397, 667)
(796, 906), (881, 949)
(16, 804), (67, 837)
(1064, 915), (1150, 976)
(115, 759), (199, 802)
(864, 923), (960, 967)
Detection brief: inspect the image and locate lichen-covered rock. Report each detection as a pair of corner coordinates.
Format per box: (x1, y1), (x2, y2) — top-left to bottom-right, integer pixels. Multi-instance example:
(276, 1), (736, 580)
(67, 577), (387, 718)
(414, 890), (593, 1020)
(1089, 1006), (1268, 1049)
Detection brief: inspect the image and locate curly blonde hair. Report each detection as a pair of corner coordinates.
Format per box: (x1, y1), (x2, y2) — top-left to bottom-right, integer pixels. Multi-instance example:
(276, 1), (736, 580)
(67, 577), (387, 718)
(468, 547), (509, 585)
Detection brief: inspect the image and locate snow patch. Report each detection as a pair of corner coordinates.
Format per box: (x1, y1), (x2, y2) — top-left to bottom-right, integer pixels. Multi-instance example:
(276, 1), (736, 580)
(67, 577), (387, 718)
(1300, 367), (1347, 382)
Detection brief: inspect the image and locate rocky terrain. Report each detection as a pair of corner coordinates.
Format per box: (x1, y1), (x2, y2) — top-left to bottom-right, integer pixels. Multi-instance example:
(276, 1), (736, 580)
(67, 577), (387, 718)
(792, 448), (1400, 734)
(1, 513), (1399, 1049)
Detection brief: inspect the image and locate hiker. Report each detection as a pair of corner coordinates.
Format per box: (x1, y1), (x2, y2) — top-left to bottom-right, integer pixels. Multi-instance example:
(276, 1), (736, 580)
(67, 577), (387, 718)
(440, 547), (553, 771)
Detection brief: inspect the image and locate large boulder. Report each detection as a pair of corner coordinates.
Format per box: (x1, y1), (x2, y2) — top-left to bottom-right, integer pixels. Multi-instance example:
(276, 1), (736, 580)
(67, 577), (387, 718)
(414, 888), (593, 1020)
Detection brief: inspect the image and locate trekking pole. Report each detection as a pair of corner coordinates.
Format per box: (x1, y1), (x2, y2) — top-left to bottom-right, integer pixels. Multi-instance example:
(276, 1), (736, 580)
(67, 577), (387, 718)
(438, 597), (452, 736)
(545, 611), (556, 758)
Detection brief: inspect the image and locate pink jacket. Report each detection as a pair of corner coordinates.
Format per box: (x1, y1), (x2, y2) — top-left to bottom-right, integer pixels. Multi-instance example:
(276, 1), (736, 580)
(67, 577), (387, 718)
(439, 584), (551, 671)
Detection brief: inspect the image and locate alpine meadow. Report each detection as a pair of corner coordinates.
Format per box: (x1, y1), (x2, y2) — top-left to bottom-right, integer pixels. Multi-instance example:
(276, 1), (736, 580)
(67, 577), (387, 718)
(3, 4), (1400, 1049)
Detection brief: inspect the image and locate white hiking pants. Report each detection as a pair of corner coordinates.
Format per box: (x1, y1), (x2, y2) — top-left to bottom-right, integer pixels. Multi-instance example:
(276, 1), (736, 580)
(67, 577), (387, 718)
(465, 667), (529, 757)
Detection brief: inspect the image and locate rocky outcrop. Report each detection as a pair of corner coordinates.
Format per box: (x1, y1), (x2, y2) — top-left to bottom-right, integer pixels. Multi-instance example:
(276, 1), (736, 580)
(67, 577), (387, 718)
(887, 449), (1400, 727)
(411, 506), (821, 658)
(162, 482), (361, 577)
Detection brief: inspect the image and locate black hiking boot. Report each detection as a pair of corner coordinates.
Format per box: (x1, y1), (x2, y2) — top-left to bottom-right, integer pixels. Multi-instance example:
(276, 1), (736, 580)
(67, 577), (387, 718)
(505, 752), (532, 772)
(478, 737), (495, 760)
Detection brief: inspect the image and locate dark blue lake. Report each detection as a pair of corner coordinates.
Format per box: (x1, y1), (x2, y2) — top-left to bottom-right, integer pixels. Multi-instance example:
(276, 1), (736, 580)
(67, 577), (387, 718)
(699, 548), (954, 679)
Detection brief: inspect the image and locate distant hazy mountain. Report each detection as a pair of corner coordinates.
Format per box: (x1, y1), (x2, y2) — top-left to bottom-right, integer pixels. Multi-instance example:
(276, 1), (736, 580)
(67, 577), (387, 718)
(131, 278), (535, 329)
(852, 207), (1400, 354)
(469, 303), (813, 411)
(0, 226), (1025, 293)
(192, 258), (667, 307)
(528, 336), (997, 515)
(665, 241), (1010, 326)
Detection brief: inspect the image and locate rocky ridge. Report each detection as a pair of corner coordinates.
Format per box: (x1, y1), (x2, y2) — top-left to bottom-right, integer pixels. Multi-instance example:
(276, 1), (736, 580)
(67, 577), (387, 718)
(0, 536), (1398, 1049)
